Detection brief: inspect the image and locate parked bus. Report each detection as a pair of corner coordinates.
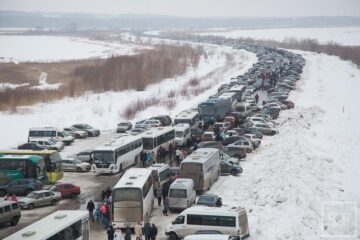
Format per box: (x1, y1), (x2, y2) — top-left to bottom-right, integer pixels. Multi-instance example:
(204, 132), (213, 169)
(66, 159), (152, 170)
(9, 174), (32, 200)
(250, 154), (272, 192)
(222, 85), (246, 102)
(180, 148), (220, 192)
(0, 154), (47, 183)
(165, 205), (249, 239)
(0, 150), (63, 183)
(141, 126), (175, 159)
(148, 163), (170, 188)
(92, 134), (143, 174)
(198, 98), (232, 123)
(174, 109), (200, 127)
(4, 210), (90, 240)
(112, 168), (154, 228)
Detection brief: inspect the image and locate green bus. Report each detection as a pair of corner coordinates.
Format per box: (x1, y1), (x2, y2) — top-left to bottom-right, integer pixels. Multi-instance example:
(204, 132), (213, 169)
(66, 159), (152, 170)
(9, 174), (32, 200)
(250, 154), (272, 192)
(0, 150), (63, 183)
(0, 154), (48, 184)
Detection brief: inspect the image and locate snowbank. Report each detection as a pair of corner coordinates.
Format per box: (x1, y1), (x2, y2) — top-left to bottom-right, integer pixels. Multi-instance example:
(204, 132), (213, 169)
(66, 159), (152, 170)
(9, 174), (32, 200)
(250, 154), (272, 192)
(198, 27), (360, 46)
(207, 51), (360, 239)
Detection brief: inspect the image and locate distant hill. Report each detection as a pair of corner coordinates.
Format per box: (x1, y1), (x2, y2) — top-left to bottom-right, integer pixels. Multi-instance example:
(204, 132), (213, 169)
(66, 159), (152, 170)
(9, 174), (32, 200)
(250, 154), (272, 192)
(0, 11), (359, 30)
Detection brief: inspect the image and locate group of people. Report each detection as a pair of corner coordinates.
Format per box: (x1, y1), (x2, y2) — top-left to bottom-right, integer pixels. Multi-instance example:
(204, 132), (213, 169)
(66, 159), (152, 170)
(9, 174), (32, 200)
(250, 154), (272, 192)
(135, 222), (158, 240)
(3, 194), (18, 202)
(153, 180), (171, 216)
(260, 70), (279, 92)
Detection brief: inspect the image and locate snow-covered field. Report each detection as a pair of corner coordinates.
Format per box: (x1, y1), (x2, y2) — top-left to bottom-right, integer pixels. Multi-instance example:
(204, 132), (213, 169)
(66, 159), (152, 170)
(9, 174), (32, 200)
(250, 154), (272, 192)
(197, 27), (360, 46)
(0, 44), (257, 149)
(0, 35), (145, 62)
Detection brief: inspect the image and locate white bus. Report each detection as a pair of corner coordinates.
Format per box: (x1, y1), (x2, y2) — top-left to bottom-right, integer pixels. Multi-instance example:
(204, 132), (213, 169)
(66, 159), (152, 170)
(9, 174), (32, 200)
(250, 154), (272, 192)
(112, 168), (154, 228)
(148, 163), (171, 188)
(92, 134), (143, 174)
(222, 85), (246, 102)
(174, 109), (200, 127)
(180, 148), (220, 192)
(4, 210), (89, 240)
(165, 206), (249, 240)
(141, 126), (175, 159)
(175, 123), (191, 146)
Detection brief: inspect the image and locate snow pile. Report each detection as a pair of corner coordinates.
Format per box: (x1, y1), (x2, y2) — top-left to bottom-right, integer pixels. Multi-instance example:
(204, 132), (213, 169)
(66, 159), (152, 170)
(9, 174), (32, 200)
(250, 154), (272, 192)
(0, 35), (147, 62)
(0, 44), (257, 148)
(31, 72), (61, 90)
(198, 27), (360, 46)
(207, 51), (360, 240)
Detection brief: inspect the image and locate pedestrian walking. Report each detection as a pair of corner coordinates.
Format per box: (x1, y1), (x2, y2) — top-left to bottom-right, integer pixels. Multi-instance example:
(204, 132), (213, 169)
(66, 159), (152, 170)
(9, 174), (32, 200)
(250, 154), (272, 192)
(150, 223), (158, 240)
(107, 225), (115, 240)
(146, 152), (153, 166)
(87, 200), (95, 222)
(134, 222), (143, 240)
(100, 203), (108, 228)
(162, 182), (169, 203)
(255, 94), (259, 104)
(168, 143), (174, 161)
(156, 185), (162, 206)
(124, 226), (132, 240)
(163, 196), (169, 216)
(175, 149), (181, 164)
(101, 190), (106, 201)
(114, 227), (123, 240)
(144, 222), (151, 240)
(106, 186), (112, 199)
(140, 150), (146, 167)
(95, 203), (101, 224)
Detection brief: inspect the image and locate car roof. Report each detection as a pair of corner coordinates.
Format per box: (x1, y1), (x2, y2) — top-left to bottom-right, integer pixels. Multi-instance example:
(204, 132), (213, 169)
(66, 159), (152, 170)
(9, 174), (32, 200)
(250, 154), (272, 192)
(0, 201), (18, 208)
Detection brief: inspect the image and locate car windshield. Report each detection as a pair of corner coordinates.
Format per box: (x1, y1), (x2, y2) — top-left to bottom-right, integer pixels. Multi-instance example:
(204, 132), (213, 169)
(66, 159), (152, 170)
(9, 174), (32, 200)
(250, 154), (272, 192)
(48, 185), (56, 191)
(175, 131), (183, 138)
(73, 159), (82, 164)
(198, 195), (215, 202)
(26, 192), (37, 198)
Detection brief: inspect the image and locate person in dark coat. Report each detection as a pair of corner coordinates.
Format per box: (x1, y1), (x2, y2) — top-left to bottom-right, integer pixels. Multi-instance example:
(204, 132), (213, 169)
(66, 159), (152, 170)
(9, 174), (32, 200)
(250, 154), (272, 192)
(162, 182), (169, 203)
(150, 223), (158, 240)
(255, 94), (259, 104)
(101, 190), (106, 201)
(86, 200), (95, 222)
(144, 222), (151, 240)
(168, 143), (174, 161)
(124, 226), (132, 240)
(106, 186), (112, 198)
(107, 225), (115, 240)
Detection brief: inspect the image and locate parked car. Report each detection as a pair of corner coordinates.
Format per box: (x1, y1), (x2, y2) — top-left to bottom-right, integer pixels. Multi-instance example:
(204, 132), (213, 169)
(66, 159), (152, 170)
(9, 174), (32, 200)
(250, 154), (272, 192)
(222, 136), (247, 146)
(220, 151), (240, 165)
(243, 134), (261, 148)
(72, 124), (100, 137)
(253, 123), (278, 136)
(134, 124), (152, 130)
(191, 127), (203, 141)
(0, 179), (43, 197)
(282, 100), (295, 109)
(229, 140), (254, 153)
(222, 146), (247, 159)
(220, 160), (243, 176)
(223, 116), (236, 128)
(48, 183), (81, 199)
(196, 194), (221, 207)
(63, 127), (88, 139)
(245, 127), (264, 139)
(61, 158), (91, 172)
(0, 201), (21, 226)
(116, 121), (133, 133)
(213, 122), (231, 132)
(29, 139), (64, 151)
(69, 150), (93, 163)
(201, 132), (216, 142)
(150, 115), (172, 126)
(247, 117), (275, 127)
(143, 119), (162, 127)
(193, 141), (222, 151)
(18, 142), (46, 150)
(128, 128), (147, 135)
(18, 190), (62, 210)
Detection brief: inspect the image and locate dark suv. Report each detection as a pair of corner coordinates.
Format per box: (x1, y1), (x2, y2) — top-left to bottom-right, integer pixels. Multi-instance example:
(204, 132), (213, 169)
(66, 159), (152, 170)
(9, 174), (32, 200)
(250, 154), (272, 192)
(0, 179), (43, 197)
(18, 142), (46, 150)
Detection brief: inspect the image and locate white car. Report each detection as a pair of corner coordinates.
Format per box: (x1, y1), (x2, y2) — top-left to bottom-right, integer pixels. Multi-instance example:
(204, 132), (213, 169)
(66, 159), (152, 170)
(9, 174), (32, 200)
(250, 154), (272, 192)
(143, 119), (162, 127)
(29, 139), (64, 151)
(248, 117), (275, 127)
(63, 127), (88, 139)
(61, 158), (91, 172)
(224, 130), (238, 138)
(243, 134), (261, 148)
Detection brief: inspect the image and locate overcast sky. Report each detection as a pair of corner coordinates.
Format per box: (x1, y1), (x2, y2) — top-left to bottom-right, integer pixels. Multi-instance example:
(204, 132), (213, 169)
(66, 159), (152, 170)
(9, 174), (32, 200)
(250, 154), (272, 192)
(0, 0), (359, 17)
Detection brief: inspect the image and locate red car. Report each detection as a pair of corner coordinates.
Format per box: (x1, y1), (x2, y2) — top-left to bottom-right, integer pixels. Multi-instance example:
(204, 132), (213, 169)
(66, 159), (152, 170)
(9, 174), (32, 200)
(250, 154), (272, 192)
(48, 183), (81, 199)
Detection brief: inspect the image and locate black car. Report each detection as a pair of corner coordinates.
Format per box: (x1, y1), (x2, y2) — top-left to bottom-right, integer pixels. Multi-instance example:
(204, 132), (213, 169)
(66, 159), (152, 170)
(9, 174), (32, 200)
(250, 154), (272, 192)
(18, 142), (46, 150)
(196, 194), (221, 207)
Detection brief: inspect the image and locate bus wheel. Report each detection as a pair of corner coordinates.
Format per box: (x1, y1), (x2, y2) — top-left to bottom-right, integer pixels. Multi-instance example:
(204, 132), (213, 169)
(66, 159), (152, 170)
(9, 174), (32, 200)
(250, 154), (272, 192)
(11, 216), (19, 226)
(28, 203), (34, 210)
(169, 232), (178, 240)
(0, 190), (6, 197)
(51, 200), (58, 206)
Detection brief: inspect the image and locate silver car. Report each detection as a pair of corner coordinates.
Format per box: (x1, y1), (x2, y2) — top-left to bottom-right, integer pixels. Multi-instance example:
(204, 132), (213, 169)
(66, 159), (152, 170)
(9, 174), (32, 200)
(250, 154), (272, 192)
(61, 158), (91, 172)
(18, 190), (62, 210)
(253, 123), (278, 136)
(69, 149), (93, 163)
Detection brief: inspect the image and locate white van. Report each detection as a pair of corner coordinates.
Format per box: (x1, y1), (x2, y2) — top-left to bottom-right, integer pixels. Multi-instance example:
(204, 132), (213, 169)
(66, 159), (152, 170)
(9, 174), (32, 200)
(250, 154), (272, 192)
(165, 206), (249, 240)
(168, 178), (196, 211)
(175, 123), (191, 146)
(148, 163), (170, 188)
(184, 234), (240, 240)
(233, 102), (251, 118)
(28, 127), (74, 145)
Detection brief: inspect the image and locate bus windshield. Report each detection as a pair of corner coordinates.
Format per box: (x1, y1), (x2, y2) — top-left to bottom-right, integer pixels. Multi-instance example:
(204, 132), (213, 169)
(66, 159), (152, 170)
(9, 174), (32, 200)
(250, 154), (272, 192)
(199, 105), (214, 114)
(175, 131), (184, 138)
(113, 188), (142, 201)
(142, 138), (154, 150)
(93, 151), (114, 164)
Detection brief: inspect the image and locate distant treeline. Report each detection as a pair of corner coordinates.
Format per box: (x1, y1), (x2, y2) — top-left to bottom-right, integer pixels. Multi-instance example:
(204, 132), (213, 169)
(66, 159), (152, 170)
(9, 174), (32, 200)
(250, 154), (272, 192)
(0, 44), (204, 112)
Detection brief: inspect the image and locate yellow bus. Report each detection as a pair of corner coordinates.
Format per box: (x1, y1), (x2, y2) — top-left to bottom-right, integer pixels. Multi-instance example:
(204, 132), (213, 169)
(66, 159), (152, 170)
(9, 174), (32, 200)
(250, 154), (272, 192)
(0, 150), (63, 183)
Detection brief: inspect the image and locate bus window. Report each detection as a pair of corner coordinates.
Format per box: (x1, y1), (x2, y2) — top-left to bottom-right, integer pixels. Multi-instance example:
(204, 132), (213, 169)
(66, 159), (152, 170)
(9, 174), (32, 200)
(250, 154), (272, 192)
(143, 138), (154, 150)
